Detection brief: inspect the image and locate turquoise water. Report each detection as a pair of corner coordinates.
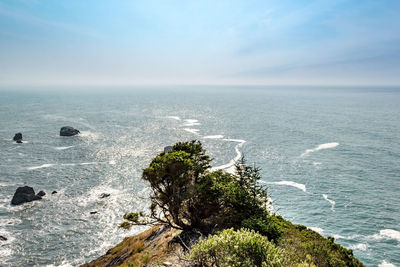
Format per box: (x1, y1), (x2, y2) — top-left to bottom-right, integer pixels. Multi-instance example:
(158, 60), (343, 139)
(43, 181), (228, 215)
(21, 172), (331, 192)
(0, 87), (399, 266)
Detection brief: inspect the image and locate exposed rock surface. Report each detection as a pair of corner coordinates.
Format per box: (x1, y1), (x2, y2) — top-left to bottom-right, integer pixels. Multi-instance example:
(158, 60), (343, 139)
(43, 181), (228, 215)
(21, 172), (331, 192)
(0, 235), (7, 241)
(99, 193), (110, 199)
(60, 126), (80, 136)
(37, 191), (46, 197)
(11, 186), (43, 205)
(81, 224), (193, 267)
(13, 133), (23, 143)
(164, 146), (173, 154)
(52, 191), (58, 194)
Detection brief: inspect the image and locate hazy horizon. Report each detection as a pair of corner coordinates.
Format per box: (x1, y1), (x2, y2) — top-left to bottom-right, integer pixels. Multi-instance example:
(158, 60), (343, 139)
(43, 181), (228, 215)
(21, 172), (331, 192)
(1, 0), (400, 87)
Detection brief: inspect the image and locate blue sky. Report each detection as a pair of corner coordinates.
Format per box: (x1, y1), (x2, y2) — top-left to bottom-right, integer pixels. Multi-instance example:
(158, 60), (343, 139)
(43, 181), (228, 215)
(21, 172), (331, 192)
(0, 0), (399, 86)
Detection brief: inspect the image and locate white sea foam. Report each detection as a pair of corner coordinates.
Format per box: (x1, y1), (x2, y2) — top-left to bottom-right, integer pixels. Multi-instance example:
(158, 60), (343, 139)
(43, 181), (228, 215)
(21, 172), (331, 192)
(372, 229), (400, 242)
(54, 146), (74, 150)
(166, 116), (181, 121)
(309, 227), (324, 234)
(182, 119), (200, 126)
(109, 160), (116, 165)
(183, 128), (200, 134)
(322, 194), (336, 211)
(80, 162), (99, 166)
(211, 139), (246, 174)
(349, 243), (369, 251)
(301, 142), (339, 157)
(313, 161), (322, 166)
(79, 131), (99, 140)
(379, 260), (396, 267)
(267, 181), (306, 192)
(203, 135), (224, 139)
(27, 164), (55, 170)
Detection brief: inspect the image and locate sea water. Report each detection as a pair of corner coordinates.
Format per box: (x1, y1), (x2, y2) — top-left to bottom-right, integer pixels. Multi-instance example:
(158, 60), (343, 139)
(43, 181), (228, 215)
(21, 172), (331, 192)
(0, 87), (399, 266)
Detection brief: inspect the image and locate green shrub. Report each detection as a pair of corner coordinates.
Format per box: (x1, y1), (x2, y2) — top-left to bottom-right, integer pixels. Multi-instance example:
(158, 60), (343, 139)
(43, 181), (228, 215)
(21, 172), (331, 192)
(120, 221), (132, 230)
(124, 212), (140, 223)
(242, 215), (282, 242)
(190, 228), (284, 267)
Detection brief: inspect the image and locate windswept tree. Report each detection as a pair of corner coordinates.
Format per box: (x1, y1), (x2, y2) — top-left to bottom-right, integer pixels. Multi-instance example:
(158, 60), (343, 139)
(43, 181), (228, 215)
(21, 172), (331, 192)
(142, 140), (275, 235)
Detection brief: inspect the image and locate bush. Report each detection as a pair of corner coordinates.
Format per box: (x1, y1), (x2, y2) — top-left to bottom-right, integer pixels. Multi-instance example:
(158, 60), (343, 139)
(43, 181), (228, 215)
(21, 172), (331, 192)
(189, 228), (284, 267)
(241, 215), (282, 242)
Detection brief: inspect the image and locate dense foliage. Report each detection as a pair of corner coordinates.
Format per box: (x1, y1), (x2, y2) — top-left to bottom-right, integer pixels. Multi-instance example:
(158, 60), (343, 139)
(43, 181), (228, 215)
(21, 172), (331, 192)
(190, 228), (284, 267)
(142, 141), (275, 234)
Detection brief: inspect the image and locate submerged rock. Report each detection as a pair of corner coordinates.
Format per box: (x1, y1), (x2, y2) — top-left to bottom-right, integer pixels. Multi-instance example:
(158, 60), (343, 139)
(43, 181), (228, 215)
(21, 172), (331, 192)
(13, 133), (23, 143)
(60, 126), (80, 136)
(11, 186), (42, 205)
(99, 193), (110, 199)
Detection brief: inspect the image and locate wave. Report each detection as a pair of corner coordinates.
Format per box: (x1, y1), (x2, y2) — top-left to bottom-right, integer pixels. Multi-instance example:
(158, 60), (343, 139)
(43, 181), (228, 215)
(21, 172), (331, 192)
(27, 164), (55, 170)
(379, 260), (396, 267)
(166, 116), (181, 121)
(79, 131), (99, 140)
(203, 135), (224, 139)
(54, 146), (74, 150)
(109, 160), (116, 165)
(372, 229), (400, 242)
(301, 142), (339, 157)
(182, 119), (200, 127)
(267, 181), (306, 192)
(211, 139), (246, 174)
(183, 128), (200, 135)
(349, 243), (368, 251)
(309, 227), (324, 234)
(322, 194), (336, 211)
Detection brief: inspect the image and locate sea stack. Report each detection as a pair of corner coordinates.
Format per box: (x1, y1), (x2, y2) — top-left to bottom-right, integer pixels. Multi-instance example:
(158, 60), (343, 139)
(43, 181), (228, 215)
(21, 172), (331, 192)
(11, 186), (43, 205)
(60, 126), (80, 136)
(13, 133), (23, 143)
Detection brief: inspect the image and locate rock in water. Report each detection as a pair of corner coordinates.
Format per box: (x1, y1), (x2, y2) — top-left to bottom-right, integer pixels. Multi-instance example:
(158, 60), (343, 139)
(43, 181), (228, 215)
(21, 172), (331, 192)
(37, 191), (46, 197)
(0, 235), (7, 241)
(13, 133), (23, 143)
(99, 193), (110, 198)
(164, 146), (173, 154)
(51, 191), (58, 194)
(60, 126), (80, 136)
(11, 186), (42, 205)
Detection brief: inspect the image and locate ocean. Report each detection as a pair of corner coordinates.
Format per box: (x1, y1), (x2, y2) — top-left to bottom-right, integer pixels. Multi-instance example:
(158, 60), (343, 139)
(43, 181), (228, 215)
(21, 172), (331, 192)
(0, 86), (399, 266)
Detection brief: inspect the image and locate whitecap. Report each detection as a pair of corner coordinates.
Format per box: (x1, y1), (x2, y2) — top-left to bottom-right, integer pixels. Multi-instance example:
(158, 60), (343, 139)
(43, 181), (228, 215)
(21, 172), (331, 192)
(379, 260), (396, 267)
(78, 131), (99, 140)
(183, 128), (200, 134)
(109, 160), (116, 165)
(309, 227), (324, 234)
(266, 181), (306, 192)
(203, 135), (224, 139)
(182, 119), (200, 126)
(372, 229), (400, 242)
(322, 194), (336, 211)
(54, 146), (74, 150)
(80, 162), (99, 166)
(211, 139), (246, 174)
(349, 243), (368, 251)
(301, 142), (339, 157)
(27, 164), (55, 170)
(313, 162), (322, 166)
(166, 116), (181, 121)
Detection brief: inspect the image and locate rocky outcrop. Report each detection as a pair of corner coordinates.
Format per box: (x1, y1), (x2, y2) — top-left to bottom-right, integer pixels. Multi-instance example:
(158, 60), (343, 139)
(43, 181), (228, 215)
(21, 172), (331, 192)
(81, 225), (191, 267)
(60, 126), (80, 136)
(11, 186), (43, 205)
(13, 133), (23, 143)
(99, 193), (110, 199)
(164, 146), (173, 154)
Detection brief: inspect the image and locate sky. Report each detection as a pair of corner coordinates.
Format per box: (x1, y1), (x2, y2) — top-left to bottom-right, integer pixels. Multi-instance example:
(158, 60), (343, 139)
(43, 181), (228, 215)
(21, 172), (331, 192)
(0, 0), (400, 87)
